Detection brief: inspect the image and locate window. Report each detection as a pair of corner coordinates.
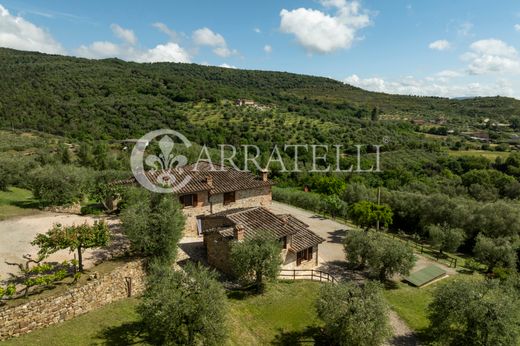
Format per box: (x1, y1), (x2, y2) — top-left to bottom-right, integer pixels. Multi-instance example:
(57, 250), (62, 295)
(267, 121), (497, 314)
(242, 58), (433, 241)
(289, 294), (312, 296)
(179, 194), (198, 208)
(280, 236), (287, 249)
(296, 247), (313, 266)
(223, 191), (236, 205)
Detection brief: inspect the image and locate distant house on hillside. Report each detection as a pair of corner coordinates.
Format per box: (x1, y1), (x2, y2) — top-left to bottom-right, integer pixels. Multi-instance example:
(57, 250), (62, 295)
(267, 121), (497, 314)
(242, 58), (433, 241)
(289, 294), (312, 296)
(200, 207), (324, 274)
(116, 161), (273, 235)
(235, 99), (256, 106)
(467, 131), (490, 142)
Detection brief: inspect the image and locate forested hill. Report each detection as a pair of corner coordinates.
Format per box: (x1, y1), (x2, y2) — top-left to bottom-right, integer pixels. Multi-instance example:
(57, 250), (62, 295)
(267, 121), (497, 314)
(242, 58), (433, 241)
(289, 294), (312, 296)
(1, 47), (520, 142)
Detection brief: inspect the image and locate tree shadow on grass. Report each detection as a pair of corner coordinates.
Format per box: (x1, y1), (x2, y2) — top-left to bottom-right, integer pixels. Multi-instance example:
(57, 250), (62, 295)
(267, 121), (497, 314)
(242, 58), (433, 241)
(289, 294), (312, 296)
(97, 321), (149, 346)
(271, 326), (329, 345)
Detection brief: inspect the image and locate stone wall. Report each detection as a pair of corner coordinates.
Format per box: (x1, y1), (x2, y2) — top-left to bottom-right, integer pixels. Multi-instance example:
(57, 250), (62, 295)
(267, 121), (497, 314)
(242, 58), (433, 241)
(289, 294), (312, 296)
(0, 258), (146, 341)
(181, 186), (272, 236)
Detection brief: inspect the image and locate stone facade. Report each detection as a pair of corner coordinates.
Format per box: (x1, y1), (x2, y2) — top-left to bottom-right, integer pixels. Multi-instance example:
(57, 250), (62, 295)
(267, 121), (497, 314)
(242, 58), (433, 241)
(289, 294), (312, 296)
(181, 186), (272, 236)
(0, 259), (146, 341)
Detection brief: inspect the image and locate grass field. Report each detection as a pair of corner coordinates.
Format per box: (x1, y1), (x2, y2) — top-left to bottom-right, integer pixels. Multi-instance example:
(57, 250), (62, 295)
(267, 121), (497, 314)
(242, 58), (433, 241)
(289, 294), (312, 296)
(1, 281), (323, 346)
(0, 187), (39, 221)
(383, 273), (482, 336)
(448, 149), (511, 161)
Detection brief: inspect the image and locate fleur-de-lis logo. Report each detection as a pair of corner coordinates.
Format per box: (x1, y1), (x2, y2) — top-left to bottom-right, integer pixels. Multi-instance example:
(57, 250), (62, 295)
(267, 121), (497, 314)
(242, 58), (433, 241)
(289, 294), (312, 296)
(130, 130), (192, 193)
(145, 136), (188, 171)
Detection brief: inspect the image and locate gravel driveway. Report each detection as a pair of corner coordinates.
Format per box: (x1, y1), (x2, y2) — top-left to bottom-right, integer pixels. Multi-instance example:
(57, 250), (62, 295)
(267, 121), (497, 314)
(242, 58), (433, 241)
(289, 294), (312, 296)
(0, 213), (124, 281)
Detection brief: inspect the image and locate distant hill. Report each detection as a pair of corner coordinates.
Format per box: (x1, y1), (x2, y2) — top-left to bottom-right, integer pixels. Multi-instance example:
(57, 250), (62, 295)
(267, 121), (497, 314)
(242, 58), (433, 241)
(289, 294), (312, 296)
(0, 47), (519, 143)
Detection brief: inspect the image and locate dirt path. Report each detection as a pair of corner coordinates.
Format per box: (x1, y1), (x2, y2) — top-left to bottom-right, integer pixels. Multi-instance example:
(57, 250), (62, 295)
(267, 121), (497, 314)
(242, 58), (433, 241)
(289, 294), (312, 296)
(0, 213), (126, 281)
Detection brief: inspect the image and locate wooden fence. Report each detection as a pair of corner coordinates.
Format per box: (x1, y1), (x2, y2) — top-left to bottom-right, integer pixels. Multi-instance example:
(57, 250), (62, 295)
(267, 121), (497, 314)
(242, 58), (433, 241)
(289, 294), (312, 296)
(279, 269), (338, 283)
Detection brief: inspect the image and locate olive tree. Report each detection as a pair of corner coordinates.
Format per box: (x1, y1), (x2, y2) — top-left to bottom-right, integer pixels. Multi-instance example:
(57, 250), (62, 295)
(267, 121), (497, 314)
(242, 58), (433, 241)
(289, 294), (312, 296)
(344, 230), (416, 281)
(230, 236), (282, 291)
(427, 223), (465, 254)
(28, 164), (93, 206)
(120, 190), (185, 263)
(473, 235), (518, 272)
(138, 262), (228, 346)
(316, 281), (391, 346)
(428, 279), (520, 346)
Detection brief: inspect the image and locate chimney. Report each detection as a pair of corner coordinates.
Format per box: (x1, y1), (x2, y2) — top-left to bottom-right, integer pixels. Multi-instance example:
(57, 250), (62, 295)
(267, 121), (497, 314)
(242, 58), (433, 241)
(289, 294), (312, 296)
(260, 169), (268, 182)
(206, 175), (213, 187)
(233, 224), (245, 241)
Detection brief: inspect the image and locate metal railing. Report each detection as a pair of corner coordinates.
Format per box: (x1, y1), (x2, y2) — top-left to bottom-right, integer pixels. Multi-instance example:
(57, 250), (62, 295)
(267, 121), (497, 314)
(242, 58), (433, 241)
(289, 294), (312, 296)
(279, 269), (338, 283)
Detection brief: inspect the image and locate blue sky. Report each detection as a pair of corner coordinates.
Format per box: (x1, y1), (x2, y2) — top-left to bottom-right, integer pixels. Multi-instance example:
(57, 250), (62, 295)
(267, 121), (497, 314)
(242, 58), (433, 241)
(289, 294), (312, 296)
(1, 0), (520, 98)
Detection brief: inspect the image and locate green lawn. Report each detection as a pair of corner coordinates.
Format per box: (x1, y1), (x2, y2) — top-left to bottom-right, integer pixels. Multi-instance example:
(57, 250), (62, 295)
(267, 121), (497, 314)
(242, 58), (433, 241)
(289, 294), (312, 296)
(383, 274), (482, 335)
(1, 281), (323, 346)
(0, 187), (39, 221)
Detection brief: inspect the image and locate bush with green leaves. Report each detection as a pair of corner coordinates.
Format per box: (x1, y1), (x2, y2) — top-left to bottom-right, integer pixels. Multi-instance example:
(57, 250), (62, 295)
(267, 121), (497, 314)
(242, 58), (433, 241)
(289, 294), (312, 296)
(138, 262), (228, 346)
(344, 230), (416, 281)
(230, 235), (282, 291)
(32, 221), (110, 271)
(120, 189), (185, 263)
(473, 235), (518, 272)
(427, 223), (465, 254)
(316, 281), (391, 346)
(28, 164), (94, 206)
(428, 279), (520, 346)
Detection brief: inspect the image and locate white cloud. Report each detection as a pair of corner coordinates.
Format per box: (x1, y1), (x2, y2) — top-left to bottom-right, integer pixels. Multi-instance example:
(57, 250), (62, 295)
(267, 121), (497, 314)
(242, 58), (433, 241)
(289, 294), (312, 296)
(110, 24), (137, 45)
(464, 39), (520, 75)
(0, 4), (64, 54)
(219, 63), (237, 69)
(436, 70), (462, 78)
(213, 46), (238, 58)
(192, 27), (226, 47)
(515, 24), (520, 32)
(457, 21), (473, 37)
(264, 44), (272, 53)
(254, 27), (261, 33)
(344, 74), (518, 98)
(429, 39), (451, 51)
(192, 27), (237, 58)
(76, 24), (190, 63)
(279, 0), (371, 53)
(152, 22), (180, 42)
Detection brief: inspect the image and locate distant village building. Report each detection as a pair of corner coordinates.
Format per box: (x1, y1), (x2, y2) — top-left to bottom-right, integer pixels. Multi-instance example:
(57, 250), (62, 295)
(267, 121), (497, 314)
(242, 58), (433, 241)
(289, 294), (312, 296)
(411, 119), (426, 126)
(467, 131), (490, 142)
(235, 99), (256, 106)
(200, 207), (324, 273)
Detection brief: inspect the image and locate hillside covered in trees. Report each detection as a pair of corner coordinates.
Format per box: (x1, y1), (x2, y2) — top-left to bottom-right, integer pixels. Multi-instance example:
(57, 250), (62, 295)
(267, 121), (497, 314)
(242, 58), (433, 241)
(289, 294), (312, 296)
(1, 47), (520, 145)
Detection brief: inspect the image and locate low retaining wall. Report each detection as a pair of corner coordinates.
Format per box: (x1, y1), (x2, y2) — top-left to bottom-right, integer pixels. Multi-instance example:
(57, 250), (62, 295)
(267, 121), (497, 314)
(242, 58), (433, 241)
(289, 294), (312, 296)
(0, 258), (146, 341)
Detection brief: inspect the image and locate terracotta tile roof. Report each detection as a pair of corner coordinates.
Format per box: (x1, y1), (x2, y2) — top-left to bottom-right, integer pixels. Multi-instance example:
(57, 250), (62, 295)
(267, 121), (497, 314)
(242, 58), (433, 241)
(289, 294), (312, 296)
(201, 207), (324, 252)
(112, 160), (274, 194)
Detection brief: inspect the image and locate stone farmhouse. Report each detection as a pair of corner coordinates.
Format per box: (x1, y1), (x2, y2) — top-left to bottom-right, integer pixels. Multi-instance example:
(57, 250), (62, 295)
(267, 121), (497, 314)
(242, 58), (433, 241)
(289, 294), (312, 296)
(116, 161), (325, 270)
(200, 207), (324, 273)
(118, 161), (273, 235)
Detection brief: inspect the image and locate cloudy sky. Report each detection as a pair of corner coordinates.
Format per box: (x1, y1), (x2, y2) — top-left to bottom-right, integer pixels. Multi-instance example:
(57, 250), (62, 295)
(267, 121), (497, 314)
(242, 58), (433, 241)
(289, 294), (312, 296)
(1, 0), (520, 99)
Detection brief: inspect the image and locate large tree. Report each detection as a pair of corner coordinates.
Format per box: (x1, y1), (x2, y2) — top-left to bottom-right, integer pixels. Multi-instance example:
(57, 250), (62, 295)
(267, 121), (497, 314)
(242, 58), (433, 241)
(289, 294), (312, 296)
(344, 230), (416, 281)
(473, 235), (518, 272)
(230, 236), (282, 291)
(120, 189), (185, 263)
(348, 200), (393, 231)
(28, 164), (93, 206)
(138, 262), (228, 346)
(316, 281), (391, 346)
(427, 223), (465, 255)
(428, 279), (520, 346)
(32, 221), (110, 271)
